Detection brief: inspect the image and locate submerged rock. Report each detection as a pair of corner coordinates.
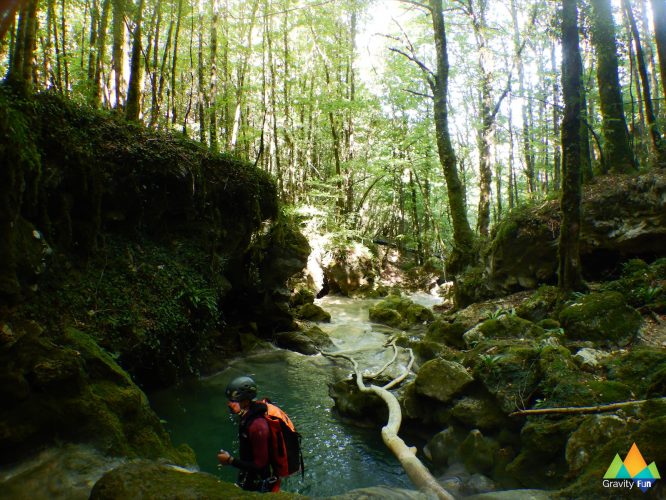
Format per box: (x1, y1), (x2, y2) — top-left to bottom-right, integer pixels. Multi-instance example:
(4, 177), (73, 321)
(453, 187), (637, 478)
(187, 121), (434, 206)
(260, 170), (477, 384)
(0, 444), (124, 500)
(293, 303), (331, 322)
(275, 325), (333, 355)
(327, 378), (388, 426)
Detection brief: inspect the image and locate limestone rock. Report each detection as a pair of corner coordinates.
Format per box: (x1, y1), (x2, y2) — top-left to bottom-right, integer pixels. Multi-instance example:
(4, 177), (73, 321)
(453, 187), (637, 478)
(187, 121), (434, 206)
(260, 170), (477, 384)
(415, 359), (473, 403)
(369, 295), (434, 330)
(424, 426), (467, 467)
(450, 395), (509, 432)
(458, 430), (499, 475)
(565, 415), (627, 474)
(327, 378), (387, 426)
(559, 291), (642, 345)
(294, 303), (331, 322)
(0, 323), (192, 465)
(573, 348), (609, 372)
(479, 173), (666, 298)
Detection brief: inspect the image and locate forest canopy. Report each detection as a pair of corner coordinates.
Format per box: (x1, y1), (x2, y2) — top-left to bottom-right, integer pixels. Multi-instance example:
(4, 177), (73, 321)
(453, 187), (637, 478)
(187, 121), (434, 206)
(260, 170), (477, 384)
(2, 0), (665, 264)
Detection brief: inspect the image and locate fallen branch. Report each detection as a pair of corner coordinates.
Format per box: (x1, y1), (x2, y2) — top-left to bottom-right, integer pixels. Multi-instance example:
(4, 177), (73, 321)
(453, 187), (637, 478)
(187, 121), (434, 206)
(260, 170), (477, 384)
(321, 346), (453, 500)
(509, 397), (666, 417)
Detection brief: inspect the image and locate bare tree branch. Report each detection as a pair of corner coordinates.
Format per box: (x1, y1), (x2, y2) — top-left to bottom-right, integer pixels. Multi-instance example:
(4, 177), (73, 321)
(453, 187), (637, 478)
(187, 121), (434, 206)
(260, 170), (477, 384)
(509, 398), (666, 417)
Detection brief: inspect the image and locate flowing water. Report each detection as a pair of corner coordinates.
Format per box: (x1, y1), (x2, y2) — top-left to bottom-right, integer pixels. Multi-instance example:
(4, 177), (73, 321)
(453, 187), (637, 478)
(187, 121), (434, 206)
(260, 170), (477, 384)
(150, 294), (442, 497)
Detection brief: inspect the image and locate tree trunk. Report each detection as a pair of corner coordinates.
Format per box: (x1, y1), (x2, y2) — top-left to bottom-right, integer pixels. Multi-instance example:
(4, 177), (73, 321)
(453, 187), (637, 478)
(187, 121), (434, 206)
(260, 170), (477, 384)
(170, 0), (183, 125)
(651, 0), (666, 104)
(589, 0), (636, 173)
(551, 39), (561, 191)
(112, 0), (125, 109)
(91, 0), (110, 106)
(0, 0), (22, 42)
(60, 0), (69, 93)
(9, 0), (39, 91)
(429, 0), (475, 272)
(559, 0), (585, 293)
(209, 0), (219, 151)
(623, 0), (666, 166)
(125, 0), (144, 121)
(197, 3), (206, 144)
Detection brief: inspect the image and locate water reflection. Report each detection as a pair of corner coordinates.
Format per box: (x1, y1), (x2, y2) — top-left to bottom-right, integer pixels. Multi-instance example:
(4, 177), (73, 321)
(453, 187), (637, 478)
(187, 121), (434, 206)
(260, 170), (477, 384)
(151, 296), (417, 496)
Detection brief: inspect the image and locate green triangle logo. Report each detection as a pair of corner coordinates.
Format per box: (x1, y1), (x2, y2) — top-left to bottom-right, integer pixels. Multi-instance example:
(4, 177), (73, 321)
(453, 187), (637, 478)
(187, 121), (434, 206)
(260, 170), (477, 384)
(648, 462), (661, 480)
(604, 454), (624, 479)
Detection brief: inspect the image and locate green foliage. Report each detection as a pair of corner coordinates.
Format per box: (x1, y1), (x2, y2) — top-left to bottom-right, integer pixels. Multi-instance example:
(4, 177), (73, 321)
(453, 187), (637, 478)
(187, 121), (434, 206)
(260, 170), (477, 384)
(600, 257), (666, 308)
(18, 235), (228, 389)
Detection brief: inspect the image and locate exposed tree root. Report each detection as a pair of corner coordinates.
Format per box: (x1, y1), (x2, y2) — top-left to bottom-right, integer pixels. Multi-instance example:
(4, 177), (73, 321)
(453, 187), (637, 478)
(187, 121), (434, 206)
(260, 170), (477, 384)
(321, 342), (454, 500)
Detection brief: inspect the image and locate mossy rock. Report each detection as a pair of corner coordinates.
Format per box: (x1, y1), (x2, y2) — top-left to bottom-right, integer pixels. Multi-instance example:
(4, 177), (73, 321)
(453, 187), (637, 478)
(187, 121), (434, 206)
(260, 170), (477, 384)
(538, 344), (632, 407)
(328, 378), (388, 426)
(506, 417), (583, 489)
(450, 393), (509, 432)
(368, 305), (403, 328)
(0, 322), (191, 465)
(454, 266), (499, 308)
(564, 414), (627, 475)
(601, 257), (666, 309)
(274, 331), (319, 355)
(558, 291), (642, 345)
(423, 425), (468, 468)
(415, 358), (473, 404)
(294, 303), (331, 322)
(463, 315), (545, 348)
(289, 288), (315, 307)
(425, 319), (467, 349)
(466, 341), (542, 414)
(646, 366), (666, 398)
(558, 401), (666, 499)
(604, 347), (666, 398)
(368, 295), (434, 330)
(458, 429), (500, 475)
(90, 460), (301, 499)
(515, 286), (559, 323)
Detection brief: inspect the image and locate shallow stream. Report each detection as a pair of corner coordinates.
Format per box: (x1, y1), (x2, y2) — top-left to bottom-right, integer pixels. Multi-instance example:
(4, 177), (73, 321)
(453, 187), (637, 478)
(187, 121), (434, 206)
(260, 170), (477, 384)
(150, 294), (441, 497)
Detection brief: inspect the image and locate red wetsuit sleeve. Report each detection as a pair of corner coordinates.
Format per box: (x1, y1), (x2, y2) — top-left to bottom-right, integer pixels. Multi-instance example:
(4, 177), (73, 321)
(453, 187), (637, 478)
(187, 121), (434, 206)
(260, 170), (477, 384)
(231, 417), (270, 472)
(248, 417), (270, 469)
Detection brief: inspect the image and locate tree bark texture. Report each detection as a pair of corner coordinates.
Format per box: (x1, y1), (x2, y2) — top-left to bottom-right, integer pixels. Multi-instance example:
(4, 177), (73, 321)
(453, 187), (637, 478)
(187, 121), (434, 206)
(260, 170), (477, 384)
(589, 0), (636, 173)
(651, 0), (666, 105)
(559, 0), (585, 293)
(429, 0), (475, 271)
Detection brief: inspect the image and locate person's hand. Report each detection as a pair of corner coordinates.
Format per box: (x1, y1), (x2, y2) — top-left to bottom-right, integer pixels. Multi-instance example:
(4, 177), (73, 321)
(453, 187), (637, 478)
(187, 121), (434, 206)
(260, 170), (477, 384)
(217, 449), (234, 465)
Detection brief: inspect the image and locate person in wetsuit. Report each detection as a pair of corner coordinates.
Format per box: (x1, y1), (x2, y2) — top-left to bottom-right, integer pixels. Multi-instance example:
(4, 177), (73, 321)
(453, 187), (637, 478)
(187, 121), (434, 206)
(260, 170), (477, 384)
(217, 376), (280, 493)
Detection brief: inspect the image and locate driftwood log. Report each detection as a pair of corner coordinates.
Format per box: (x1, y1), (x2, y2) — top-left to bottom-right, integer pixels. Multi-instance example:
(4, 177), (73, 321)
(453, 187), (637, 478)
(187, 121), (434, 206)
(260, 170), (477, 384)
(322, 342), (454, 500)
(509, 397), (666, 417)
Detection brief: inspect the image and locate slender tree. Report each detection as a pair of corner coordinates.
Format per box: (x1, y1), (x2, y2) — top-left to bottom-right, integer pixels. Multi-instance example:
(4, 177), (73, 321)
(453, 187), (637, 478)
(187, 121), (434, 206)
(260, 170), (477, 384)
(559, 0), (585, 292)
(589, 0), (636, 173)
(429, 0), (475, 270)
(125, 0), (144, 121)
(623, 0), (666, 166)
(652, 0), (666, 103)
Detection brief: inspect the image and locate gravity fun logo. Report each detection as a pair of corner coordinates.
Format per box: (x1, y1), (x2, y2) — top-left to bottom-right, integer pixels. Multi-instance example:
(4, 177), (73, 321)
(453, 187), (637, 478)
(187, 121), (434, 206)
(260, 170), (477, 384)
(603, 443), (661, 493)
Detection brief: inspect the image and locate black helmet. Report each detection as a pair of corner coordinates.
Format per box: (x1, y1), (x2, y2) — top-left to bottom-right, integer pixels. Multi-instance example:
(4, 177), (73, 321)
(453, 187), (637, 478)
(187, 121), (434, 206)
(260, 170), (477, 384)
(225, 376), (257, 402)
